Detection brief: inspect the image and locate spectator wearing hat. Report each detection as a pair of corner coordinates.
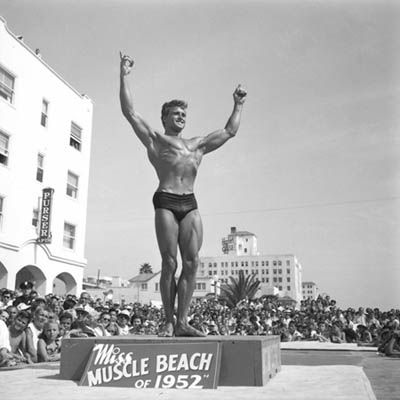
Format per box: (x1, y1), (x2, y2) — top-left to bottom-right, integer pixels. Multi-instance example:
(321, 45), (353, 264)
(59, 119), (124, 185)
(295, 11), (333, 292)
(79, 292), (95, 314)
(117, 310), (131, 335)
(13, 281), (34, 308)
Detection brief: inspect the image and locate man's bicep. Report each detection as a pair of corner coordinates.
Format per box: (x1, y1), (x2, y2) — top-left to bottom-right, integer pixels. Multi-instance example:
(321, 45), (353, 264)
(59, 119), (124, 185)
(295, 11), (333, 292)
(198, 129), (231, 154)
(127, 111), (157, 147)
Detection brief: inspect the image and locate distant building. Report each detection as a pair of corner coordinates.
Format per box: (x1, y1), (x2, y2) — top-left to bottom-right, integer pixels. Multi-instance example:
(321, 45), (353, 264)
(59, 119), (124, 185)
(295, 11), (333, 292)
(200, 227), (303, 305)
(302, 281), (319, 300)
(0, 17), (93, 295)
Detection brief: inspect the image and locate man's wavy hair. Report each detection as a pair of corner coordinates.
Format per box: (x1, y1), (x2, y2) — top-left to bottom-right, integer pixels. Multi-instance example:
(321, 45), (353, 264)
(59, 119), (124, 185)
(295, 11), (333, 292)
(161, 99), (188, 127)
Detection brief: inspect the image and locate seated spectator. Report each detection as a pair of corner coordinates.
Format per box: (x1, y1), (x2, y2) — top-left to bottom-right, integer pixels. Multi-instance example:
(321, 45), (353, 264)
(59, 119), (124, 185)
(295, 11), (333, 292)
(384, 331), (400, 357)
(330, 321), (345, 343)
(0, 310), (9, 323)
(207, 321), (220, 336)
(288, 323), (303, 341)
(106, 322), (120, 336)
(26, 306), (50, 362)
(0, 290), (13, 310)
(94, 312), (112, 336)
(59, 312), (73, 338)
(37, 322), (61, 362)
(9, 310), (34, 364)
(117, 310), (131, 335)
(5, 306), (18, 327)
(129, 315), (143, 335)
(357, 325), (373, 345)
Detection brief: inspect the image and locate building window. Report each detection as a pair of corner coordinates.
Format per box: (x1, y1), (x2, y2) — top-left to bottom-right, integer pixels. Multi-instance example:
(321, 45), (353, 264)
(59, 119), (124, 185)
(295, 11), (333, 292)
(244, 248), (247, 253)
(141, 283), (148, 291)
(41, 99), (49, 127)
(266, 278), (269, 283)
(0, 196), (4, 229)
(209, 271), (212, 276)
(0, 131), (10, 166)
(273, 261), (277, 266)
(255, 261), (258, 266)
(266, 261), (269, 266)
(32, 208), (39, 227)
(273, 277), (277, 283)
(286, 260), (290, 266)
(245, 261), (248, 266)
(287, 286), (291, 291)
(262, 278), (265, 283)
(63, 222), (76, 249)
(235, 262), (238, 267)
(36, 153), (44, 182)
(155, 283), (159, 291)
(287, 268), (290, 274)
(70, 122), (82, 151)
(278, 277), (282, 282)
(287, 277), (291, 282)
(278, 260), (282, 266)
(279, 286), (282, 291)
(266, 269), (269, 274)
(278, 269), (282, 274)
(273, 269), (277, 274)
(0, 66), (15, 104)
(66, 171), (79, 198)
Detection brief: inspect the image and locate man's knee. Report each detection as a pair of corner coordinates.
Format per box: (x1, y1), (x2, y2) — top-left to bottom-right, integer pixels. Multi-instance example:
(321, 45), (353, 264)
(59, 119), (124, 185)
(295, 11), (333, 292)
(182, 254), (199, 275)
(161, 253), (178, 274)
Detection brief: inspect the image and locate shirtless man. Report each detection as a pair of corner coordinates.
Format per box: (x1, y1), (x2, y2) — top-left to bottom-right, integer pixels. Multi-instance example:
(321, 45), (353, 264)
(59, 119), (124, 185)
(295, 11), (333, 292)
(119, 52), (247, 336)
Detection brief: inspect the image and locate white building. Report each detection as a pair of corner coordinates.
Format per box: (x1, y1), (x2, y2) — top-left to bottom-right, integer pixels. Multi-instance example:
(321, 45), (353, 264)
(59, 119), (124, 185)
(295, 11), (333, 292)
(0, 17), (93, 295)
(200, 227), (303, 305)
(302, 281), (319, 300)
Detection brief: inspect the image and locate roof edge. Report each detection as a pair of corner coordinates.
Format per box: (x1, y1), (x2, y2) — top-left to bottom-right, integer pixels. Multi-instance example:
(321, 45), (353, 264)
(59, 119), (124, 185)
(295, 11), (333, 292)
(0, 16), (93, 104)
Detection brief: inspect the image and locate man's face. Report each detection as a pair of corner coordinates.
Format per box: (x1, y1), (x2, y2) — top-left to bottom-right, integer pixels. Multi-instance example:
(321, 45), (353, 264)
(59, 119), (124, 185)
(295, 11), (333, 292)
(80, 293), (90, 304)
(109, 311), (117, 322)
(13, 316), (29, 332)
(164, 106), (186, 133)
(99, 314), (111, 327)
(2, 293), (11, 303)
(7, 307), (18, 320)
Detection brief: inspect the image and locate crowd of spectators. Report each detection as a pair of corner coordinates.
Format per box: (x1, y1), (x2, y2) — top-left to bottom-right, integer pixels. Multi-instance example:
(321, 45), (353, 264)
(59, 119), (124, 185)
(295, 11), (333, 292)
(0, 281), (399, 367)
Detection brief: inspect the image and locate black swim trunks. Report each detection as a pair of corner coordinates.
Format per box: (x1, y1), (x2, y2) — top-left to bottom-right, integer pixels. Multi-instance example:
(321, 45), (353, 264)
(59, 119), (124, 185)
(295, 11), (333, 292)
(152, 191), (198, 222)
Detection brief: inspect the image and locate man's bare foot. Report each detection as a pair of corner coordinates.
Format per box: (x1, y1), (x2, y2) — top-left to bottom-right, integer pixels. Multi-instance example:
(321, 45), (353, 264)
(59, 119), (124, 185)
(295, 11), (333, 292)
(175, 323), (207, 337)
(158, 322), (174, 337)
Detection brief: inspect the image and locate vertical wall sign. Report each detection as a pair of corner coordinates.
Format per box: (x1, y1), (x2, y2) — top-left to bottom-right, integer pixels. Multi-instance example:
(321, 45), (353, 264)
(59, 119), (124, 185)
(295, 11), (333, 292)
(37, 187), (54, 243)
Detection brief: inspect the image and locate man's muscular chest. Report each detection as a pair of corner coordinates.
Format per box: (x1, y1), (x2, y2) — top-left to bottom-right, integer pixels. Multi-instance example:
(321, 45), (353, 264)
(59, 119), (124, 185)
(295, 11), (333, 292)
(150, 137), (202, 169)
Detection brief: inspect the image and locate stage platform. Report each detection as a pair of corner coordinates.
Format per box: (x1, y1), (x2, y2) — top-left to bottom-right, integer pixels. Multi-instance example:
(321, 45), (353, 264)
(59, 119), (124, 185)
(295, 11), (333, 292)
(60, 335), (281, 387)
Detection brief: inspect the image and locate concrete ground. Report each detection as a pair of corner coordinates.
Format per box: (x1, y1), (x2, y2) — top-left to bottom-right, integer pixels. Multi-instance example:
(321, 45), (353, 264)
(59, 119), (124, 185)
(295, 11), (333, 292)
(0, 364), (376, 400)
(1, 342), (398, 400)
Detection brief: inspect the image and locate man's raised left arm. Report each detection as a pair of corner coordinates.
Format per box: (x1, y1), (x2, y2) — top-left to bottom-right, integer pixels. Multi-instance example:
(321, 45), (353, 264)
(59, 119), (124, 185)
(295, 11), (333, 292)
(198, 85), (247, 154)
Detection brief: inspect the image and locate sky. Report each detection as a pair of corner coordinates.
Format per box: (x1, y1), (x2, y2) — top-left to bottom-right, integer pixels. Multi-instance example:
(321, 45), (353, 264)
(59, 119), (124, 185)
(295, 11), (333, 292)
(1, 0), (399, 309)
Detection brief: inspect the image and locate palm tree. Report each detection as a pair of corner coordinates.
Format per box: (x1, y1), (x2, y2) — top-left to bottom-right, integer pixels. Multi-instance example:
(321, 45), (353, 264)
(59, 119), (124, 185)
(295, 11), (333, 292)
(139, 263), (153, 274)
(220, 270), (261, 307)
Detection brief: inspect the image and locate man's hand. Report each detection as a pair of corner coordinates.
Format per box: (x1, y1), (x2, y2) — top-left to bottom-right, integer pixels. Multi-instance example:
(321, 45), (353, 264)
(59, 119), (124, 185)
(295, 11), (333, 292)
(233, 84), (247, 105)
(120, 51), (134, 76)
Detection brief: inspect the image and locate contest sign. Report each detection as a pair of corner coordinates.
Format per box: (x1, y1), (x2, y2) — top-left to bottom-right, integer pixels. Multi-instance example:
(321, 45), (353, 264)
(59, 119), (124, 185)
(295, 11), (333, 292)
(79, 342), (222, 389)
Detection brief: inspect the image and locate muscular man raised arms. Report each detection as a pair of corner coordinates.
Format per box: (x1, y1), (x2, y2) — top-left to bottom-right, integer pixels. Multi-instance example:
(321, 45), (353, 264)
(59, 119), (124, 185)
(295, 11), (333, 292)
(119, 52), (247, 337)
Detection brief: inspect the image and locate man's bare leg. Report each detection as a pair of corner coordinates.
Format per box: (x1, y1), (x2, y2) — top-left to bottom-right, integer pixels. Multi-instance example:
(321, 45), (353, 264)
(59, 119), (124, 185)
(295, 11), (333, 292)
(175, 210), (206, 337)
(155, 209), (179, 337)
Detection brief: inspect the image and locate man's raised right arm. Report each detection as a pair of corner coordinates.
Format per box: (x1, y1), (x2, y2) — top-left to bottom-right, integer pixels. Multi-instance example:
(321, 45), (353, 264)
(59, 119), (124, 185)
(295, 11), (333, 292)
(119, 53), (157, 148)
